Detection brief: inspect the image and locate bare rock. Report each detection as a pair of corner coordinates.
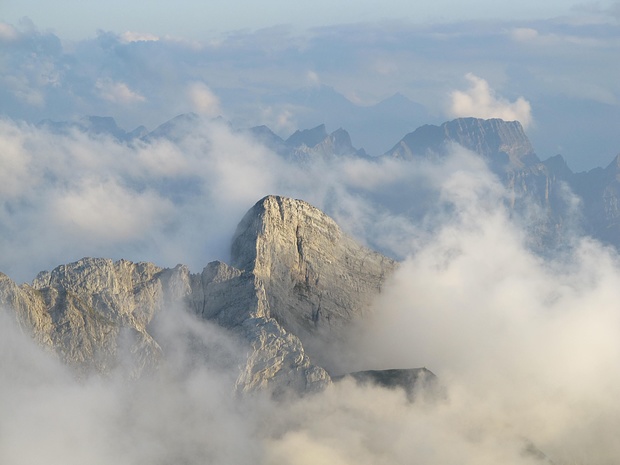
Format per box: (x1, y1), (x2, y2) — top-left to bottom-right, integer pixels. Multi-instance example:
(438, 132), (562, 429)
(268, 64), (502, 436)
(231, 195), (397, 368)
(0, 196), (396, 394)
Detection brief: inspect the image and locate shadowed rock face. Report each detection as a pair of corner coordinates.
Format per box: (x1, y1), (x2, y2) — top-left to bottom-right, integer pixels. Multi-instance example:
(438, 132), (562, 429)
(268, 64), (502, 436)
(333, 368), (438, 401)
(0, 196), (397, 395)
(251, 123), (367, 161)
(386, 117), (538, 169)
(384, 117), (582, 251)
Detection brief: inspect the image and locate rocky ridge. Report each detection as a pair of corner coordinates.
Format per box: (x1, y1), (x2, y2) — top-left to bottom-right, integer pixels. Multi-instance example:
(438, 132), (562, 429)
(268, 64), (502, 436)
(385, 117), (538, 169)
(248, 123), (367, 161)
(0, 196), (397, 394)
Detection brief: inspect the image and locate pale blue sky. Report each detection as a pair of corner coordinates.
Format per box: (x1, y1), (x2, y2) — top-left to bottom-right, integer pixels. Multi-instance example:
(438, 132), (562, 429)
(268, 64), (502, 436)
(1, 0), (608, 39)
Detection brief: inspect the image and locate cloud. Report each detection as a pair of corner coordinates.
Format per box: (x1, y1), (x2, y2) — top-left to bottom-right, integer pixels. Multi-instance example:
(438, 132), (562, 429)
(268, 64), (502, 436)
(2, 17), (619, 168)
(0, 121), (34, 196)
(340, 154), (620, 464)
(259, 106), (297, 133)
(0, 117), (292, 281)
(52, 179), (174, 243)
(449, 73), (533, 128)
(0, 22), (18, 42)
(0, 304), (258, 465)
(510, 27), (540, 42)
(2, 115), (620, 464)
(306, 70), (321, 86)
(187, 82), (221, 117)
(120, 31), (160, 43)
(96, 78), (146, 104)
(4, 76), (46, 106)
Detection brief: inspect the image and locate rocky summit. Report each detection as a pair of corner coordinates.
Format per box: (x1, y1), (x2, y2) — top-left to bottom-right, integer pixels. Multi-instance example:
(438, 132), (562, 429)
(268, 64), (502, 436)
(385, 117), (538, 169)
(0, 196), (399, 395)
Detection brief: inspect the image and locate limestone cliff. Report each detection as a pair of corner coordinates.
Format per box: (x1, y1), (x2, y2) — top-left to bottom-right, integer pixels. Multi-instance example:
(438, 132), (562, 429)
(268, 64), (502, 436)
(231, 195), (397, 368)
(0, 196), (396, 394)
(0, 259), (166, 376)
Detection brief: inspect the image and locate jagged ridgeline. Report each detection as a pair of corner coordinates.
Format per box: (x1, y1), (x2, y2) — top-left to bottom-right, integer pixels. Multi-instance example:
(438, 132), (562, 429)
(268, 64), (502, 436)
(383, 117), (620, 251)
(38, 114), (620, 253)
(0, 196), (425, 396)
(72, 114), (620, 250)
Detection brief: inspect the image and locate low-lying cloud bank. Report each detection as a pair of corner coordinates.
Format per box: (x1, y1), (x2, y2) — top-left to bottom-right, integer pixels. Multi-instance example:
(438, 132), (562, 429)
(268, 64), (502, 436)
(1, 115), (619, 464)
(349, 162), (620, 464)
(0, 115), (493, 282)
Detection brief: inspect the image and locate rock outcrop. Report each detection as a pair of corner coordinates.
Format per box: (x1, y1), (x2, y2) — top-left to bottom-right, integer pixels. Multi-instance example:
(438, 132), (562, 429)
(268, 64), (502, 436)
(0, 259), (167, 376)
(333, 368), (438, 401)
(232, 195), (396, 368)
(0, 196), (397, 394)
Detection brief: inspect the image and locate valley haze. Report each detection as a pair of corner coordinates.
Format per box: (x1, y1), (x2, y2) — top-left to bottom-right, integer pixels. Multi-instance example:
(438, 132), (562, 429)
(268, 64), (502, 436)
(2, 3), (620, 465)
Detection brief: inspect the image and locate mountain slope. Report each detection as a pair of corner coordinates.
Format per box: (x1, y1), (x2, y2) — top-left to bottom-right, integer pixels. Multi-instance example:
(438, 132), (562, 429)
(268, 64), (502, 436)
(231, 195), (396, 369)
(0, 196), (397, 394)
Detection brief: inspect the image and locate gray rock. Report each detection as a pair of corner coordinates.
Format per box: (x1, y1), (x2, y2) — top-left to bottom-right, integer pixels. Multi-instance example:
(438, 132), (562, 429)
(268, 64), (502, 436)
(231, 195), (397, 369)
(385, 117), (538, 169)
(0, 262), (162, 376)
(0, 196), (396, 395)
(333, 367), (438, 401)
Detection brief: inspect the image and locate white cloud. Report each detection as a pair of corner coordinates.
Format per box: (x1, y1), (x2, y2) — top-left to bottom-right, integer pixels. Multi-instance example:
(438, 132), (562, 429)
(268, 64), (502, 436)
(342, 156), (620, 464)
(449, 73), (533, 128)
(509, 25), (609, 47)
(4, 75), (45, 107)
(0, 22), (18, 42)
(2, 115), (620, 464)
(52, 180), (173, 243)
(96, 78), (146, 104)
(510, 27), (539, 42)
(120, 31), (159, 43)
(259, 106), (297, 133)
(0, 122), (34, 197)
(187, 82), (221, 117)
(306, 70), (320, 86)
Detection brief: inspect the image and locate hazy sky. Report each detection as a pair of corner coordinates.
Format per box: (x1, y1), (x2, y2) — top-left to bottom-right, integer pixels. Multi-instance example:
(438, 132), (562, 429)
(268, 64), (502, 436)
(1, 1), (620, 170)
(1, 0), (613, 39)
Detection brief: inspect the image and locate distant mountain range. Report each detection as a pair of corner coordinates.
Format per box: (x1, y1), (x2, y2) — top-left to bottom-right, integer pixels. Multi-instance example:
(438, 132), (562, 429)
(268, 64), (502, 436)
(37, 113), (620, 253)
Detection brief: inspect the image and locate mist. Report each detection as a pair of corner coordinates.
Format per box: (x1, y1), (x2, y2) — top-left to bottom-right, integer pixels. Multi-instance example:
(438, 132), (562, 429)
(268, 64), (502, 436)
(2, 113), (620, 464)
(345, 155), (620, 464)
(0, 115), (463, 282)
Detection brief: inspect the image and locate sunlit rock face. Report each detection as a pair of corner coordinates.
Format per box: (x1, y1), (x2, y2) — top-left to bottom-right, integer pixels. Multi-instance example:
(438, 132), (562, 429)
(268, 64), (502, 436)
(232, 195), (397, 368)
(0, 258), (167, 376)
(0, 196), (397, 394)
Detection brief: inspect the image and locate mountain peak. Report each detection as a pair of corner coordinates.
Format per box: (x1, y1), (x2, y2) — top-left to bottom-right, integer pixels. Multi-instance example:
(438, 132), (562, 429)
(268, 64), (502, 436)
(386, 117), (538, 169)
(231, 195), (396, 371)
(285, 124), (328, 148)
